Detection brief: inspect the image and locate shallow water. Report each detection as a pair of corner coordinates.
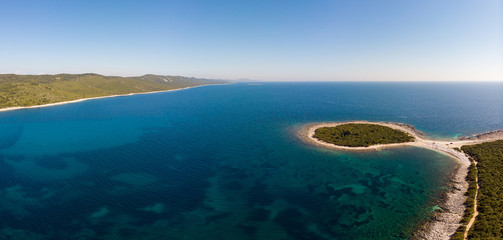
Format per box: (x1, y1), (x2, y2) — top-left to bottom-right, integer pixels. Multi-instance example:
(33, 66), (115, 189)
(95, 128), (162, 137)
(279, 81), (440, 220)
(0, 82), (502, 239)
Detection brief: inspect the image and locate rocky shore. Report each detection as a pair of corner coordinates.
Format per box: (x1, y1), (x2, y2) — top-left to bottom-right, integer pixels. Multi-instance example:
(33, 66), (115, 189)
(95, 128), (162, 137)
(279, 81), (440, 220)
(458, 130), (503, 141)
(411, 163), (469, 240)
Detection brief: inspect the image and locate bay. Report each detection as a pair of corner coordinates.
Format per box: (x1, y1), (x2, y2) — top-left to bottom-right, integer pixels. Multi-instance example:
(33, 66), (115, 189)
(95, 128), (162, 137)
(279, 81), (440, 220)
(0, 82), (502, 239)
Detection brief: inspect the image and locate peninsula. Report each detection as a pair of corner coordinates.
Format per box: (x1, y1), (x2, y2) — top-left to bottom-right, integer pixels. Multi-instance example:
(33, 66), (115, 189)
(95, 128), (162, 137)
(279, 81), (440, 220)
(0, 73), (227, 112)
(300, 121), (503, 240)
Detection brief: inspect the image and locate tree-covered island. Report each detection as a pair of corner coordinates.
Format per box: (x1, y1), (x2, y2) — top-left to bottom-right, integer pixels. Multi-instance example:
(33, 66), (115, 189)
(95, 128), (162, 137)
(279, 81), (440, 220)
(312, 123), (415, 147)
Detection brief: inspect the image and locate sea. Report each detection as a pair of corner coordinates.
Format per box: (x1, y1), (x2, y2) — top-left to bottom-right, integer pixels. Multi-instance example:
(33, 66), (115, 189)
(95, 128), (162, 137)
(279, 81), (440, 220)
(0, 82), (502, 240)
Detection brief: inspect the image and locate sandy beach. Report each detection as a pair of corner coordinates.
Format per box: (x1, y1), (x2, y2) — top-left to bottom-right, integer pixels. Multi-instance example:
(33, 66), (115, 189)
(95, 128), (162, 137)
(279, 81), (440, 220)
(0, 84), (219, 113)
(298, 121), (503, 240)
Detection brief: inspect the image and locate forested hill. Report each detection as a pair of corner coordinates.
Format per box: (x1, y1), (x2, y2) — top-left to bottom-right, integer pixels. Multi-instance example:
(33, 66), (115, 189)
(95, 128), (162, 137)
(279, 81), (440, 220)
(0, 73), (227, 108)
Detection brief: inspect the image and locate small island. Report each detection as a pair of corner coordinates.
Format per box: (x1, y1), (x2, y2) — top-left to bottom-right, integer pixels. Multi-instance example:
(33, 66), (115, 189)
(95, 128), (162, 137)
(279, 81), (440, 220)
(313, 123), (414, 147)
(303, 121), (430, 152)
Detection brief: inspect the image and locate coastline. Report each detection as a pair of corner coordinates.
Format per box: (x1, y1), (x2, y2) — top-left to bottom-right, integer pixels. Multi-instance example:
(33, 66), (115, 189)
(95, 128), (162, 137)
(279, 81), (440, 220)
(0, 83), (223, 113)
(298, 121), (503, 240)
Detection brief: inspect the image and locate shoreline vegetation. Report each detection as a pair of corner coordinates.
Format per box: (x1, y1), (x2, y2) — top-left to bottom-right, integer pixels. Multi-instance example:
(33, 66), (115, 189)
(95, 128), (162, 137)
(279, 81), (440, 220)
(298, 121), (503, 240)
(0, 73), (227, 112)
(0, 85), (211, 113)
(452, 140), (503, 239)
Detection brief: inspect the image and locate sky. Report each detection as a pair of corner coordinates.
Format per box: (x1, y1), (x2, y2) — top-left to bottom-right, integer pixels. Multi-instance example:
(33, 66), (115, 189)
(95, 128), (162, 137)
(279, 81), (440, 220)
(1, 0), (502, 81)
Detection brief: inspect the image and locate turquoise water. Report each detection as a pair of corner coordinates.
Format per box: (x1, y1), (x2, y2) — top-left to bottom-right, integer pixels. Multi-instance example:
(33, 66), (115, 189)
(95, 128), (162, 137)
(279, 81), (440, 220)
(0, 82), (502, 239)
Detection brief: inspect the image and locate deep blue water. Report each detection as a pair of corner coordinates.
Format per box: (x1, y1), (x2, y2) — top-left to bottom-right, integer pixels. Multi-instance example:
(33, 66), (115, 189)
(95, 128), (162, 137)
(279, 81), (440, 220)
(0, 82), (502, 239)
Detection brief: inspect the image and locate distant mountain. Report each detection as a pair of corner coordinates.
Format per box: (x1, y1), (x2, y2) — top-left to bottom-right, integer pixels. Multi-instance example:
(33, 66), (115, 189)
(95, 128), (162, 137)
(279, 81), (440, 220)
(0, 73), (227, 108)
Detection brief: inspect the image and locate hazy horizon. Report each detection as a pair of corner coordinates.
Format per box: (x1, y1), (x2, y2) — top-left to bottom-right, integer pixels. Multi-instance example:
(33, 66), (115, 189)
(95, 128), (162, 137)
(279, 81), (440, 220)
(2, 72), (503, 83)
(1, 0), (502, 81)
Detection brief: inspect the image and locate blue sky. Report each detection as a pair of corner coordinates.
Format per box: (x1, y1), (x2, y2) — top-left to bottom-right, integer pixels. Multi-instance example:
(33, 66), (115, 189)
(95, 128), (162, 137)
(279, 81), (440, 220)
(1, 0), (502, 81)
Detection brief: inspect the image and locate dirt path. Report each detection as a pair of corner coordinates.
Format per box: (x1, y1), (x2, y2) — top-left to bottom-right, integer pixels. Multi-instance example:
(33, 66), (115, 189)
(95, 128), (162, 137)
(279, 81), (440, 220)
(464, 161), (479, 240)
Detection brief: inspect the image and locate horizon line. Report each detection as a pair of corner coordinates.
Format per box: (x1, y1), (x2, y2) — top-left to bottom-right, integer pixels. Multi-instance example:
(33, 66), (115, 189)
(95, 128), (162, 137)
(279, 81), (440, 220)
(1, 72), (502, 82)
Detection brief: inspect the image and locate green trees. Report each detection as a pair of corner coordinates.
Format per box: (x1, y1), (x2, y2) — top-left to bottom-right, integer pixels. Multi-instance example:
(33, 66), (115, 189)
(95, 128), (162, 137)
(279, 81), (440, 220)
(313, 123), (414, 147)
(0, 74), (225, 108)
(452, 140), (503, 239)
